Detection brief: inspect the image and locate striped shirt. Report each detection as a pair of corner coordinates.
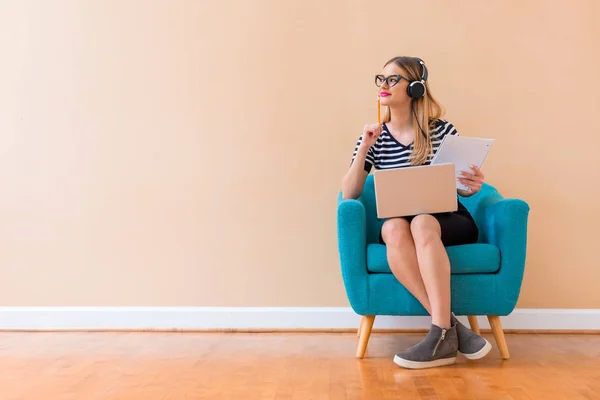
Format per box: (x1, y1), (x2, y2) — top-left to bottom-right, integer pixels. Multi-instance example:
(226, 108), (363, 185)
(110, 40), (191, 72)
(352, 119), (459, 172)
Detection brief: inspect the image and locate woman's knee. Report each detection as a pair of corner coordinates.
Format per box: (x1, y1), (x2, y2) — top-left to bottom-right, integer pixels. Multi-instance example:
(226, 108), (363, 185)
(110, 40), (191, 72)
(381, 218), (411, 248)
(410, 214), (441, 246)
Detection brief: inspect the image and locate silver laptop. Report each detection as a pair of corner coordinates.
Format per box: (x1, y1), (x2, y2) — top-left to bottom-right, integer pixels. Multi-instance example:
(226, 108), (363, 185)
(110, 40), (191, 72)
(373, 163), (458, 219)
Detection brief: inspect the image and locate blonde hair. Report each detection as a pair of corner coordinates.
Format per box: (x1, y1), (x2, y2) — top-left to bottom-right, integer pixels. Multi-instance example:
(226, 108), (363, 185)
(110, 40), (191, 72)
(382, 57), (445, 165)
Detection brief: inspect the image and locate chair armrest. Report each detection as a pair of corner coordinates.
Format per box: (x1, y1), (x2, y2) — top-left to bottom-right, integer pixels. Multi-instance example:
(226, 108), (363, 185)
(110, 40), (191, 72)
(336, 199), (370, 312)
(481, 196), (531, 313)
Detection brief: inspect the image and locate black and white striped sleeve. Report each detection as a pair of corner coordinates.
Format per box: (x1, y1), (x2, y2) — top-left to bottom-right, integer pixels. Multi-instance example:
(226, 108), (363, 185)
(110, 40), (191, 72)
(432, 119), (459, 140)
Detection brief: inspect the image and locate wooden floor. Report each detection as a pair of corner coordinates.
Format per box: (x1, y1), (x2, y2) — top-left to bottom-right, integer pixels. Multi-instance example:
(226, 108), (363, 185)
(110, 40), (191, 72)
(0, 331), (599, 399)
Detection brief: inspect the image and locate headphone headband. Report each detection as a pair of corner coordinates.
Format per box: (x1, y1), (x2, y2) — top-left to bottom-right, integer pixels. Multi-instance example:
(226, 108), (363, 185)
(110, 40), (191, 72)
(416, 58), (428, 82)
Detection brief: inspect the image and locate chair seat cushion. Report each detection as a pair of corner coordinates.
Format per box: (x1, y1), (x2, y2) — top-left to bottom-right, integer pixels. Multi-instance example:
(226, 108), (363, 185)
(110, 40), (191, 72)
(366, 243), (501, 274)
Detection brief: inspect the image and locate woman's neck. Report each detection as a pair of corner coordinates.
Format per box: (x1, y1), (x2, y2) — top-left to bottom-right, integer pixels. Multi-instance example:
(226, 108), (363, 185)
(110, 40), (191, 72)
(387, 106), (413, 134)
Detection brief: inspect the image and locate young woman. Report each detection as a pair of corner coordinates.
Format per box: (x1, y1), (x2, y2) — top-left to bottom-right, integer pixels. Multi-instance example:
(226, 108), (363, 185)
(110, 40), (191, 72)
(341, 56), (492, 369)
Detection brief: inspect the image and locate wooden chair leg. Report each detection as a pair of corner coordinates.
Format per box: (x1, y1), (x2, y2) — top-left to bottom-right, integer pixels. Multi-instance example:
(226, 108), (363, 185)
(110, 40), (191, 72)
(488, 315), (510, 359)
(467, 316), (481, 335)
(356, 315), (375, 359)
(357, 316), (364, 337)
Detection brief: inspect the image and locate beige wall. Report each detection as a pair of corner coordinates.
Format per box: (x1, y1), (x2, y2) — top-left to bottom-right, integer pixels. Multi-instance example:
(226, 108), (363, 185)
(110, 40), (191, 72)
(0, 0), (598, 308)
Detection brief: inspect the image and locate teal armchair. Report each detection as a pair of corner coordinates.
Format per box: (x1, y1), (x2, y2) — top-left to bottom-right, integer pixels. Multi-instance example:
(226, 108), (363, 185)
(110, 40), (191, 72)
(336, 174), (530, 359)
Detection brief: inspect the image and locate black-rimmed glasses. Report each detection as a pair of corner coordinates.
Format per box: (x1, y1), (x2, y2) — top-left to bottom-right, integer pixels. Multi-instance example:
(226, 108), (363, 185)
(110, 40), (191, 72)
(375, 74), (410, 88)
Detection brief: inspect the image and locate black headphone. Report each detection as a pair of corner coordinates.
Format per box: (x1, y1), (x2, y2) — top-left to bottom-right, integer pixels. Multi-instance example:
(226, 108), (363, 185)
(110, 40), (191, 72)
(406, 58), (428, 99)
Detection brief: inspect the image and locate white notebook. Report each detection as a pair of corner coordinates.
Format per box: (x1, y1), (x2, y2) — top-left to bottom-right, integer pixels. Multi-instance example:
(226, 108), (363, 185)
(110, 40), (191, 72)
(431, 135), (494, 191)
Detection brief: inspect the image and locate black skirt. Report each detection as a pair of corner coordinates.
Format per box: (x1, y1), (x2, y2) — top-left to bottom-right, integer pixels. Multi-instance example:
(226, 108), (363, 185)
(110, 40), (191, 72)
(378, 200), (479, 247)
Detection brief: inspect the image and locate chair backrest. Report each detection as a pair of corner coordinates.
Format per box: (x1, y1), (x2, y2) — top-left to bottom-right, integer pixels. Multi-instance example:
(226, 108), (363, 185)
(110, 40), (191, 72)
(358, 174), (385, 244)
(358, 174), (501, 244)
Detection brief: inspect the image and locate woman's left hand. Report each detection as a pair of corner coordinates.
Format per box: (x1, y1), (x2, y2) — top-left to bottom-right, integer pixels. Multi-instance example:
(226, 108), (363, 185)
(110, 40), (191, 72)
(457, 165), (485, 196)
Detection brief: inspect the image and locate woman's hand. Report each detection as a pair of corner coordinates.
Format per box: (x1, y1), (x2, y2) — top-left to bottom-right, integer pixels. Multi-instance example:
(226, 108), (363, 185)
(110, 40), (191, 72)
(361, 123), (383, 148)
(457, 165), (485, 196)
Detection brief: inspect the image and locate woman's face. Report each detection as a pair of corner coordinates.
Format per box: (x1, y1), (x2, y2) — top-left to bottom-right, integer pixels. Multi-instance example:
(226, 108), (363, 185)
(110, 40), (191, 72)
(376, 63), (411, 108)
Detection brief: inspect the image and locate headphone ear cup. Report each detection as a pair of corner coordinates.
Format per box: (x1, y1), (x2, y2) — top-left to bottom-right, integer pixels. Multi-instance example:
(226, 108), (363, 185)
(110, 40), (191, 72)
(407, 81), (426, 98)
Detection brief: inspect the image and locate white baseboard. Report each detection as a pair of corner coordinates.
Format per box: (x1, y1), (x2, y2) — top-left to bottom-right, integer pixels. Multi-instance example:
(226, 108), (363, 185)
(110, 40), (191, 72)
(0, 307), (599, 331)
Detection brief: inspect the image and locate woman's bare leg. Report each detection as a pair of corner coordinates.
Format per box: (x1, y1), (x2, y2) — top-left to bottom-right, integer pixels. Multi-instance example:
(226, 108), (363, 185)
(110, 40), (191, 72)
(409, 215), (451, 328)
(381, 218), (432, 314)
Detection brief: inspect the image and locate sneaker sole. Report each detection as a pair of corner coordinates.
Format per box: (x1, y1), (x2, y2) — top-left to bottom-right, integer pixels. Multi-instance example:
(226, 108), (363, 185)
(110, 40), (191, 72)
(459, 340), (492, 360)
(393, 355), (457, 370)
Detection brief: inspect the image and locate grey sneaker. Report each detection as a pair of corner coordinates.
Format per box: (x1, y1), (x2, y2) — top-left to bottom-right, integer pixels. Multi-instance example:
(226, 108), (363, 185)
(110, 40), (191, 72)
(393, 324), (458, 369)
(451, 313), (492, 360)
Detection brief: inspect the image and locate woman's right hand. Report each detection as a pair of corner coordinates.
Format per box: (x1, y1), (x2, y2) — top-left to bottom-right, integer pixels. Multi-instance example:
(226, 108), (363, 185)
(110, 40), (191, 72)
(361, 123), (383, 148)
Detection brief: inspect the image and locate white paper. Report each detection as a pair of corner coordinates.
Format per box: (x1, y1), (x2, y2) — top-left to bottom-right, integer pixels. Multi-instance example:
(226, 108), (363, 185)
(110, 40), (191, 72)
(431, 135), (495, 191)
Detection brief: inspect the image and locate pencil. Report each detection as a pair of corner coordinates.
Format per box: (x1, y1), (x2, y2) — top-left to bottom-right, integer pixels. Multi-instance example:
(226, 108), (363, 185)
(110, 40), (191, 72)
(377, 98), (381, 124)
